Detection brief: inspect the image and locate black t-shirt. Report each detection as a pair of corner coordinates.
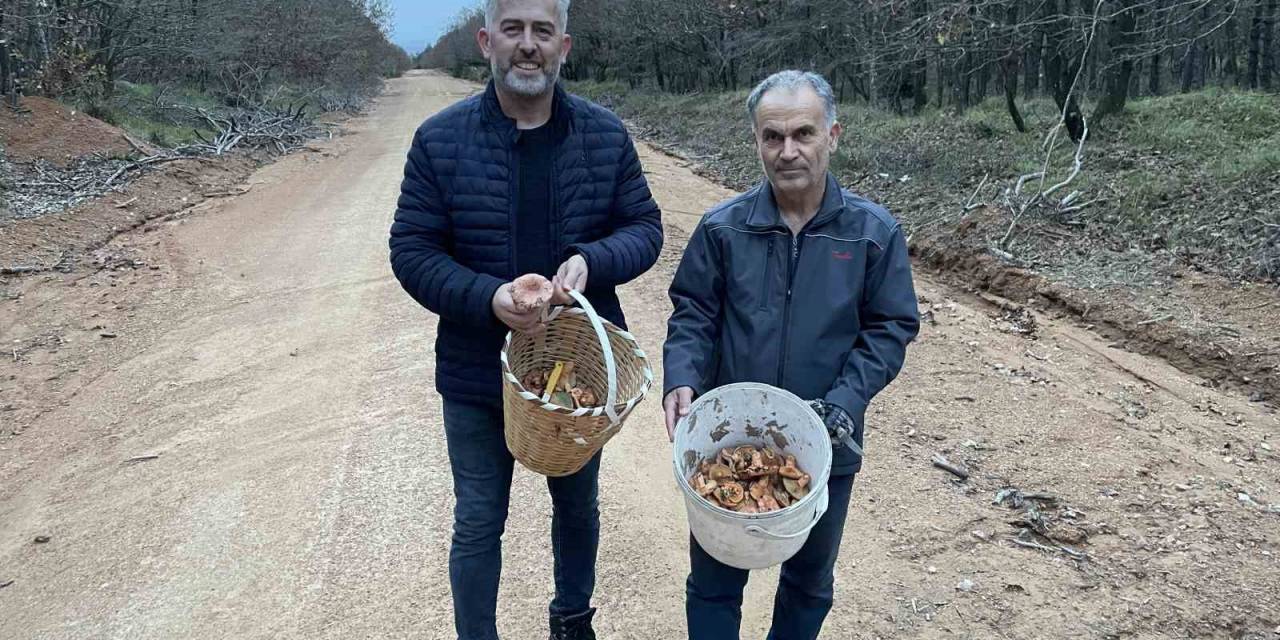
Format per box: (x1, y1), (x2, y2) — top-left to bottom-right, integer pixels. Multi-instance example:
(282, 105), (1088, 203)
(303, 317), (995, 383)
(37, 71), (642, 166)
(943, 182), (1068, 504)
(514, 122), (557, 278)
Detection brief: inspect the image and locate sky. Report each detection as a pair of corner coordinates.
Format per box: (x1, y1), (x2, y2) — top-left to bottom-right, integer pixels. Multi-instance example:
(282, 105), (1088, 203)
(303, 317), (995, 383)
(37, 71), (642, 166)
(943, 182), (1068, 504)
(390, 0), (479, 56)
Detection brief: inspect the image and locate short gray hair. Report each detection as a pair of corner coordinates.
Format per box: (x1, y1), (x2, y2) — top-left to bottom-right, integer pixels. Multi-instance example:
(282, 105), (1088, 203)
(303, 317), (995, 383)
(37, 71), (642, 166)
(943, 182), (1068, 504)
(486, 0), (571, 31)
(747, 70), (838, 128)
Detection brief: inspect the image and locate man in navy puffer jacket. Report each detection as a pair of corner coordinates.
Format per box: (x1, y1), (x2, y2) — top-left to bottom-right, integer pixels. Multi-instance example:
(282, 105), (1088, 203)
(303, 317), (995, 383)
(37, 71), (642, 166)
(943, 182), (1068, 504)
(388, 1), (662, 638)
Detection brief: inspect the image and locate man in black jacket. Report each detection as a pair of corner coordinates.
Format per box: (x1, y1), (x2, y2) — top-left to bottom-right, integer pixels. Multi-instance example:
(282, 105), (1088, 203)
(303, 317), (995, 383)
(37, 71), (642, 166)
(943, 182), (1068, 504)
(388, 1), (662, 638)
(663, 70), (919, 639)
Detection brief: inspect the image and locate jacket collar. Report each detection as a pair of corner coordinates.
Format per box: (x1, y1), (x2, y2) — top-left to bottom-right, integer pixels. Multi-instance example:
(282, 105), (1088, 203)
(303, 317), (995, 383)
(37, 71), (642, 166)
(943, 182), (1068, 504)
(480, 80), (575, 144)
(746, 172), (846, 231)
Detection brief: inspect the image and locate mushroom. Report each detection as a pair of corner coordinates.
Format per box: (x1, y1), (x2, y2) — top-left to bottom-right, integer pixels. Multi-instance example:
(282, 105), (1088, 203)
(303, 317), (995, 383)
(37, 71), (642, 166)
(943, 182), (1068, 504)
(691, 473), (718, 497)
(706, 464), (734, 484)
(692, 445), (810, 512)
(759, 448), (781, 470)
(574, 386), (598, 408)
(714, 482), (745, 507)
(521, 370), (546, 395)
(749, 476), (771, 501)
(717, 448), (735, 470)
(510, 274), (553, 313)
(778, 462), (805, 480)
(772, 486), (792, 508)
(757, 494), (781, 512)
(783, 476), (810, 500)
(744, 448), (775, 478)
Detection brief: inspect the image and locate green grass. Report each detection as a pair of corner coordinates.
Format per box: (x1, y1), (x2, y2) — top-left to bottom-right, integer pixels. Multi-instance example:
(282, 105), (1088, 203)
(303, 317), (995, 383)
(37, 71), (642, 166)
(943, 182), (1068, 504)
(76, 82), (222, 147)
(570, 80), (1280, 283)
(1118, 89), (1280, 180)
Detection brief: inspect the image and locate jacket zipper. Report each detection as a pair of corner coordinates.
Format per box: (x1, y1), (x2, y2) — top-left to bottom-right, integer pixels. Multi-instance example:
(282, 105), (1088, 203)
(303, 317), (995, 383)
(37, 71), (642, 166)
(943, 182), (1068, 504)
(550, 148), (561, 262)
(507, 143), (519, 276)
(777, 233), (803, 386)
(759, 239), (775, 311)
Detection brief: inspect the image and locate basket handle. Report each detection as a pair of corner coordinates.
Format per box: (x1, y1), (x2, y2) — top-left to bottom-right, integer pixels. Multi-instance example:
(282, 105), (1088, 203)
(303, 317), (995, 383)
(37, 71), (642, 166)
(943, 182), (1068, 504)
(566, 289), (620, 425)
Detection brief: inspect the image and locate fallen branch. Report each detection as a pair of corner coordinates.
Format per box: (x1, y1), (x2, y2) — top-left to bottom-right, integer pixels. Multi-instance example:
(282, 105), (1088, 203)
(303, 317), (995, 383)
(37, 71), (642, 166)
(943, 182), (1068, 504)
(1, 251), (67, 276)
(105, 155), (194, 186)
(0, 265), (42, 275)
(932, 454), (970, 480)
(964, 173), (989, 211)
(124, 454), (161, 464)
(122, 133), (152, 155)
(1136, 313), (1174, 326)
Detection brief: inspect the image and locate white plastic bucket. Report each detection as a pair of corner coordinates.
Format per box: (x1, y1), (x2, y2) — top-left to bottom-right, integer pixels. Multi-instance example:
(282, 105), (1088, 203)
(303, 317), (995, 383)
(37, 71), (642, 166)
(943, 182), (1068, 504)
(672, 383), (832, 570)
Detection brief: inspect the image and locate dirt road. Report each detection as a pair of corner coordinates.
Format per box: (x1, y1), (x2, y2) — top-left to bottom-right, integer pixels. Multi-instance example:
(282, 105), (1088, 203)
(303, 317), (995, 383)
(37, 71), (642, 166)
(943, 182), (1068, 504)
(2, 71), (1277, 639)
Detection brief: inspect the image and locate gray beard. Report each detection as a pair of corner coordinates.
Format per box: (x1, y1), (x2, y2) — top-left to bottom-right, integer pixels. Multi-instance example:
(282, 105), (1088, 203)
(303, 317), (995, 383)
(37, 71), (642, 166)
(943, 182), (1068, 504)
(493, 59), (561, 97)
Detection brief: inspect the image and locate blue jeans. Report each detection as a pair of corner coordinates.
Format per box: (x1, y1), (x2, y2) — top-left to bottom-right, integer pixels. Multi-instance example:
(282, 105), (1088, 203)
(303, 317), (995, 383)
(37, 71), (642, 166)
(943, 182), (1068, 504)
(442, 399), (601, 640)
(686, 473), (857, 640)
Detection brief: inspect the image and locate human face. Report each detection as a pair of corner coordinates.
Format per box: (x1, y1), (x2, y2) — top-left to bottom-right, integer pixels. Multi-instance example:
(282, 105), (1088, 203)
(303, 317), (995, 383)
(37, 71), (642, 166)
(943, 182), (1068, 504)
(753, 86), (842, 202)
(477, 0), (572, 98)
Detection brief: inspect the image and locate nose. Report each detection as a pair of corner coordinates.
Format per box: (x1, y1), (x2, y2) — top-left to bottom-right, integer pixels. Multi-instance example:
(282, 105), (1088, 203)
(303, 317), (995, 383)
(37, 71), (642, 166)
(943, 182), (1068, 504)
(780, 137), (800, 161)
(518, 27), (537, 54)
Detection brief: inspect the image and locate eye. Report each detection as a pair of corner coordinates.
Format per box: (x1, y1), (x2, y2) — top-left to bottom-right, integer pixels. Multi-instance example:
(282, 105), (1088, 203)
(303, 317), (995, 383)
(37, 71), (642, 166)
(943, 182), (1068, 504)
(537, 26), (553, 37)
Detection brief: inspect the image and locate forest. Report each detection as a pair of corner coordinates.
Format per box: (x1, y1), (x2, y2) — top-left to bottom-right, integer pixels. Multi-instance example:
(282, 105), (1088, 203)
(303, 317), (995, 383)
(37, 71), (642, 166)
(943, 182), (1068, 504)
(1, 0), (413, 111)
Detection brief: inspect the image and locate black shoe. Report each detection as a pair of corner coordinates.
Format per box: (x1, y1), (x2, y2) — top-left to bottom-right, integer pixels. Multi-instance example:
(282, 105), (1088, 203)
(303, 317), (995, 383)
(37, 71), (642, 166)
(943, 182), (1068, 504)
(549, 608), (597, 640)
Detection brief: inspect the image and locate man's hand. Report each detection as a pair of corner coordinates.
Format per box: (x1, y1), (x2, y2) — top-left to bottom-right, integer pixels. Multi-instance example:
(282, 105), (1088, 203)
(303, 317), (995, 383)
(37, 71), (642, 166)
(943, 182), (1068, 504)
(663, 386), (694, 442)
(492, 283), (545, 333)
(550, 254), (589, 305)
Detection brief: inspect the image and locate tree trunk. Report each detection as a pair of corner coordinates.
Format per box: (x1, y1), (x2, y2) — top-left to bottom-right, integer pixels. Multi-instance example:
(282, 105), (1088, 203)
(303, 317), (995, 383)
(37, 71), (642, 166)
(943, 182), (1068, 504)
(935, 55), (944, 107)
(1002, 2), (1026, 131)
(654, 46), (666, 91)
(1264, 0), (1278, 90)
(1149, 52), (1162, 95)
(0, 9), (9, 99)
(1181, 42), (1197, 92)
(913, 0), (929, 112)
(1004, 53), (1027, 132)
(1095, 0), (1137, 119)
(1025, 31), (1043, 98)
(977, 55), (990, 100)
(1225, 9), (1240, 84)
(1251, 0), (1267, 88)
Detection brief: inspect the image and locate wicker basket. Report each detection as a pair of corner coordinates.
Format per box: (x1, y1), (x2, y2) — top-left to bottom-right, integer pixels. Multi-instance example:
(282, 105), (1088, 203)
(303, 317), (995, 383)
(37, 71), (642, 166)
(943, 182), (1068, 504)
(500, 290), (653, 477)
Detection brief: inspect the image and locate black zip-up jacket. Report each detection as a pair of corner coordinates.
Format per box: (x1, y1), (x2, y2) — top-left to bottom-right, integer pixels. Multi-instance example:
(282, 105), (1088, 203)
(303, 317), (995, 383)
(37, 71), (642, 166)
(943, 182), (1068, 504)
(664, 173), (919, 474)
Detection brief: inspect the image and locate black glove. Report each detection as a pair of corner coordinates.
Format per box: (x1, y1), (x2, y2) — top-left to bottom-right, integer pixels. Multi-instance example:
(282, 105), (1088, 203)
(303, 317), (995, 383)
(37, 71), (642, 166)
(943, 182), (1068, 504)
(808, 400), (864, 457)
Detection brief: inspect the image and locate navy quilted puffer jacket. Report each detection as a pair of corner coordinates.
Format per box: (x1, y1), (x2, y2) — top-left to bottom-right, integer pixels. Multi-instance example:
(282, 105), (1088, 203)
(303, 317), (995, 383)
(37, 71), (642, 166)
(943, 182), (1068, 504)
(389, 81), (663, 404)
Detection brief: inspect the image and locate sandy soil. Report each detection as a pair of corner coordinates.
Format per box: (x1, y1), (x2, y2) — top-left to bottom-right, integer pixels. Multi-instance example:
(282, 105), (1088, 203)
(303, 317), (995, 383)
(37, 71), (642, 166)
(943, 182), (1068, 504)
(0, 97), (135, 167)
(1, 71), (1277, 640)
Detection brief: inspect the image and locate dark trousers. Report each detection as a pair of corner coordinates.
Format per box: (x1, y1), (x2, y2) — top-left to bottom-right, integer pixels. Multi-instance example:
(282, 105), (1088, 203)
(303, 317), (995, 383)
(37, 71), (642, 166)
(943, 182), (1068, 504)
(686, 473), (857, 640)
(442, 399), (601, 640)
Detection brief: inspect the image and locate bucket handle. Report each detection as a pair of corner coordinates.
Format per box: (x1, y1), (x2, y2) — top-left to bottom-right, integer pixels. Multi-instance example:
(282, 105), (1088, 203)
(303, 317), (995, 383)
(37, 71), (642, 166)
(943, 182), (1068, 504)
(743, 490), (829, 541)
(545, 290), (620, 426)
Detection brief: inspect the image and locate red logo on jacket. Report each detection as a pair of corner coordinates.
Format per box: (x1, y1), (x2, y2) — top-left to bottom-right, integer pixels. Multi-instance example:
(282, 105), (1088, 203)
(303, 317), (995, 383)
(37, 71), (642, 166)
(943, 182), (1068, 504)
(832, 251), (853, 261)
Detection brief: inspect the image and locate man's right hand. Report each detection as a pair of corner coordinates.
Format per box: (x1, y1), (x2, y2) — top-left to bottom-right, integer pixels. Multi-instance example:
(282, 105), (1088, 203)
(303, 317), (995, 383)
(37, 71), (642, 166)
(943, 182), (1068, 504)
(492, 284), (544, 333)
(663, 386), (694, 442)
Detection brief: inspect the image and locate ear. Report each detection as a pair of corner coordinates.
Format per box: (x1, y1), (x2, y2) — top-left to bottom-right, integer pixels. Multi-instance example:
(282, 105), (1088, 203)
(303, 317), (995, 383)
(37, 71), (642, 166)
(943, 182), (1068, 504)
(828, 121), (843, 153)
(477, 27), (493, 60)
(561, 33), (573, 60)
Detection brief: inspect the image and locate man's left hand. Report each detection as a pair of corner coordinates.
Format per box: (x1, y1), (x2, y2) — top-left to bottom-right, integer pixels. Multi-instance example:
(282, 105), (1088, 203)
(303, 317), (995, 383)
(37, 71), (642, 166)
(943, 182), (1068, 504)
(551, 254), (589, 305)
